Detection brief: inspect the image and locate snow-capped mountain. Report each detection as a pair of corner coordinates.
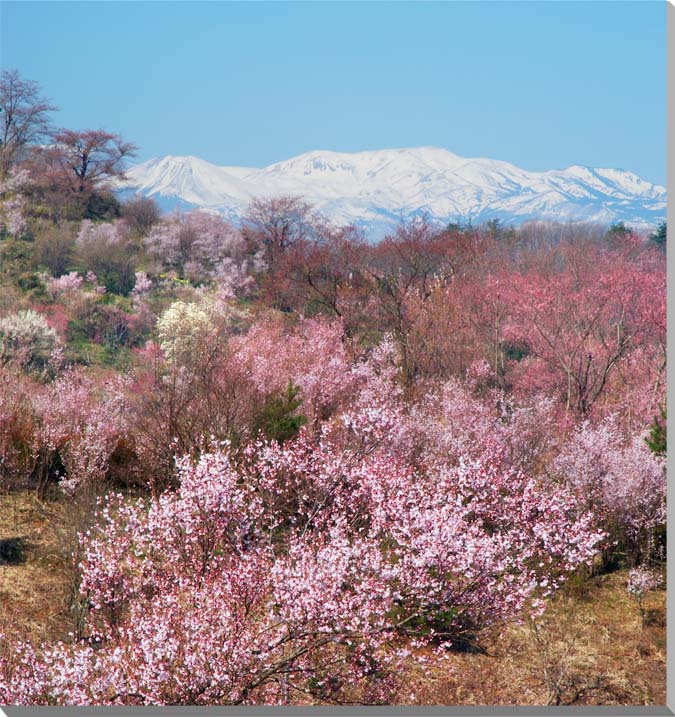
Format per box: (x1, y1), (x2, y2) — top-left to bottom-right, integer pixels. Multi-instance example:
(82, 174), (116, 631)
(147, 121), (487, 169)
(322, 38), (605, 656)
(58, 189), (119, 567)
(121, 147), (666, 238)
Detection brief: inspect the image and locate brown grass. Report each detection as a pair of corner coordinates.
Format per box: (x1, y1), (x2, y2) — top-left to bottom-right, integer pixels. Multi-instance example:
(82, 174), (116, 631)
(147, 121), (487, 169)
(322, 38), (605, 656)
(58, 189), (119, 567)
(0, 489), (666, 706)
(399, 572), (666, 706)
(0, 490), (77, 646)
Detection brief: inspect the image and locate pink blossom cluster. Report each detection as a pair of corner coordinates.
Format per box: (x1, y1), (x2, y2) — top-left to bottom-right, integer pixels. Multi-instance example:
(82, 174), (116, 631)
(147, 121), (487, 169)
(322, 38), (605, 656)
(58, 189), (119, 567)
(232, 316), (361, 421)
(131, 271), (152, 295)
(1, 193), (28, 236)
(0, 451), (401, 704)
(47, 271), (84, 296)
(31, 370), (130, 494)
(0, 169), (30, 236)
(76, 219), (128, 247)
(0, 365), (130, 494)
(553, 416), (666, 562)
(383, 372), (560, 477)
(0, 384), (604, 704)
(144, 211), (261, 292)
(626, 566), (662, 603)
(501, 252), (665, 420)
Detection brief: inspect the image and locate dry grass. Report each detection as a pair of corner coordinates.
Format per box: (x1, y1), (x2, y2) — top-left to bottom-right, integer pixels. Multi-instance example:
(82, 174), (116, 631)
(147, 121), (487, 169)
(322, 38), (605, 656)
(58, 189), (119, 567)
(400, 572), (666, 706)
(0, 490), (78, 646)
(0, 489), (666, 706)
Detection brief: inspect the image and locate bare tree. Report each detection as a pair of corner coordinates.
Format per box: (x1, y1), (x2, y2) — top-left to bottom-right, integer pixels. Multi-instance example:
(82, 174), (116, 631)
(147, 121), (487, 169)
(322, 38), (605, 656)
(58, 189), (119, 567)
(0, 70), (56, 177)
(28, 128), (137, 220)
(364, 218), (456, 382)
(49, 128), (137, 195)
(120, 195), (161, 236)
(242, 195), (318, 263)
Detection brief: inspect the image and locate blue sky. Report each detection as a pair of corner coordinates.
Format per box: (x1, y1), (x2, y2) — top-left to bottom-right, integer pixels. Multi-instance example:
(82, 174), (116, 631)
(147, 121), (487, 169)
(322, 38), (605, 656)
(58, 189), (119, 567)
(1, 1), (666, 184)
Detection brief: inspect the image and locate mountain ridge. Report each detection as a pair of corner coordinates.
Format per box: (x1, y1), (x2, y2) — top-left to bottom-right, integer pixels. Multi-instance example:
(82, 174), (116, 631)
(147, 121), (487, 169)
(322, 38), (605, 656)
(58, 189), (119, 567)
(121, 147), (666, 237)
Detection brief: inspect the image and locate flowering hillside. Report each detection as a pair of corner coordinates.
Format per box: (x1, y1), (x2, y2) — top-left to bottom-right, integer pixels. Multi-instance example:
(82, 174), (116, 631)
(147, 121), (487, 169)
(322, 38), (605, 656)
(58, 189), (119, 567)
(0, 70), (666, 707)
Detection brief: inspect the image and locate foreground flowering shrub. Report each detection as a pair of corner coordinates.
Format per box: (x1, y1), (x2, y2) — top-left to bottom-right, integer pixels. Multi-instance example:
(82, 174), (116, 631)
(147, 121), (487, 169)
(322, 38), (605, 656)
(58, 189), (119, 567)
(247, 406), (605, 625)
(0, 396), (605, 705)
(627, 566), (663, 621)
(627, 567), (662, 602)
(0, 451), (405, 705)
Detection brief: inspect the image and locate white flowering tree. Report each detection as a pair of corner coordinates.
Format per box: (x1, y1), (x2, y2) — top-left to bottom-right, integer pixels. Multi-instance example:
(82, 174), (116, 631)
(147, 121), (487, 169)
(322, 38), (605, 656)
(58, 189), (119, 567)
(0, 309), (58, 370)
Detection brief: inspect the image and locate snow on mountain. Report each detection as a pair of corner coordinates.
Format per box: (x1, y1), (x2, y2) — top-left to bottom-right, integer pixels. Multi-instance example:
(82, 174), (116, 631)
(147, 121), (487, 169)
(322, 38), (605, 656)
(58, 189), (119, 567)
(122, 147), (666, 237)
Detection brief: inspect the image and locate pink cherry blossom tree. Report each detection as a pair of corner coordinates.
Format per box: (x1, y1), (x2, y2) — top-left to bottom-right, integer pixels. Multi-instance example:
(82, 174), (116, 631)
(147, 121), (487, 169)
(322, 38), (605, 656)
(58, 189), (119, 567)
(145, 210), (260, 293)
(0, 425), (603, 705)
(553, 415), (666, 566)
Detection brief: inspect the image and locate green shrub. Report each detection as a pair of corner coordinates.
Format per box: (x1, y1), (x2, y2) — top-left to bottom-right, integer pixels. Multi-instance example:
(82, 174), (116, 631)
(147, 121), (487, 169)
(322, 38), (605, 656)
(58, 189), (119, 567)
(252, 381), (307, 445)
